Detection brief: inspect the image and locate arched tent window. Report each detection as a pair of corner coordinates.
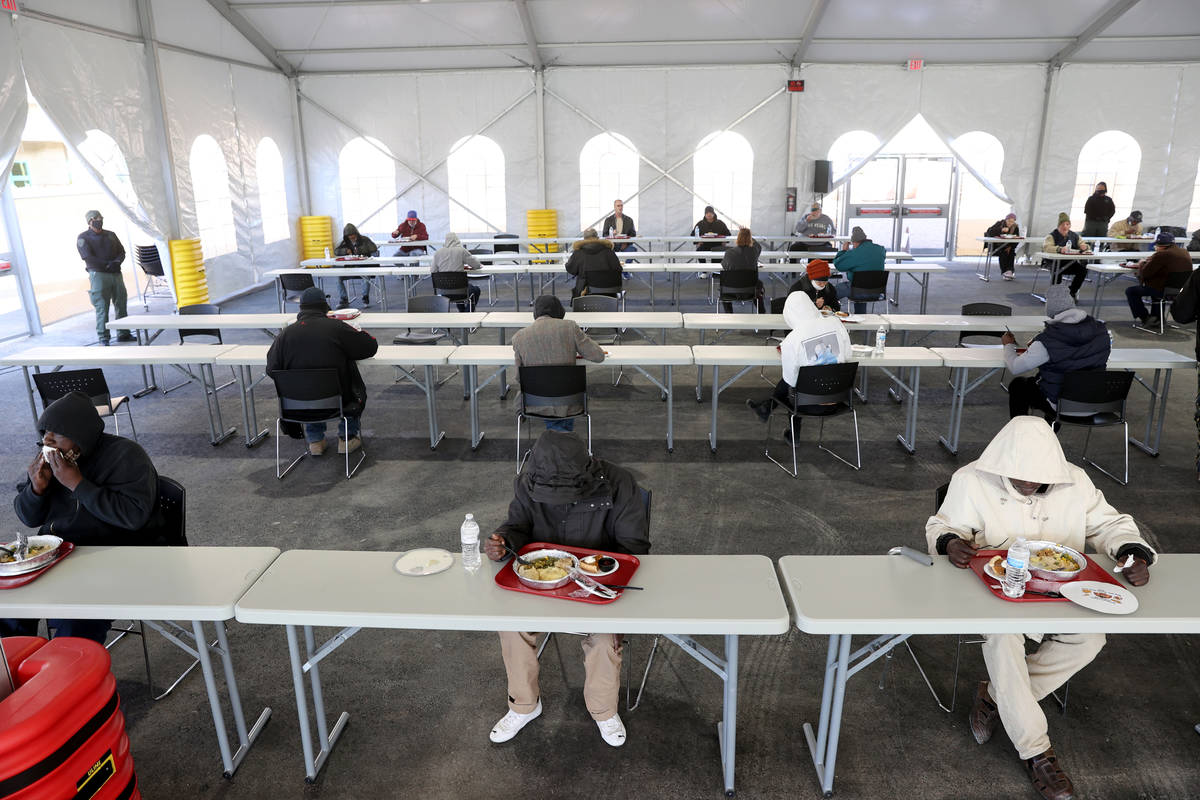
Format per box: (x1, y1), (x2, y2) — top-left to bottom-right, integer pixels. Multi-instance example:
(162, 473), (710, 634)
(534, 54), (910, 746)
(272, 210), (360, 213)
(339, 136), (397, 232)
(693, 131), (753, 228)
(821, 131), (882, 233)
(1187, 158), (1200, 234)
(78, 130), (138, 210)
(256, 137), (289, 244)
(953, 131), (1012, 255)
(580, 132), (639, 232)
(447, 135), (505, 232)
(188, 135), (236, 258)
(1071, 131), (1141, 223)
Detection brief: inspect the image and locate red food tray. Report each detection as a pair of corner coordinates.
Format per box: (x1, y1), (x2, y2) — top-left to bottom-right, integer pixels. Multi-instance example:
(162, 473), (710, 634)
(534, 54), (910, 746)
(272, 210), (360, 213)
(969, 549), (1122, 603)
(494, 542), (640, 605)
(0, 542), (76, 590)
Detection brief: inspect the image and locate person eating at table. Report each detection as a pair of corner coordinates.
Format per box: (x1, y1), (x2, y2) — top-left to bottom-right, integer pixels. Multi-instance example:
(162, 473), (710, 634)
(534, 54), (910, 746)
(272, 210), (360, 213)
(984, 213), (1021, 280)
(482, 430), (650, 748)
(1107, 210), (1144, 252)
(390, 209), (429, 254)
(1041, 212), (1093, 299)
(565, 228), (623, 299)
(691, 205), (731, 252)
(719, 227), (765, 313)
(511, 295), (606, 432)
(1124, 230), (1192, 329)
(601, 198), (636, 249)
(832, 226), (886, 313)
(1001, 284), (1110, 422)
(431, 232), (484, 311)
(1, 391), (159, 644)
(788, 258), (840, 312)
(334, 222), (380, 309)
(791, 202), (836, 252)
(926, 415), (1154, 800)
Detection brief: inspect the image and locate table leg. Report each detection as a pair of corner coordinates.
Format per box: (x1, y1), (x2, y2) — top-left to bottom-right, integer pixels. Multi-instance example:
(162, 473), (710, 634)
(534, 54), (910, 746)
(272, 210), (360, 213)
(977, 246), (993, 282)
(939, 367), (967, 455)
(276, 278), (285, 313)
(718, 634), (738, 797)
(665, 365), (674, 453)
(284, 624), (348, 782)
(468, 365), (484, 450)
(1090, 270), (1105, 317)
(695, 330), (706, 401)
(424, 364), (445, 450)
(200, 364), (237, 446)
(381, 276), (388, 312)
(497, 327), (510, 399)
(21, 366), (37, 428)
(898, 366), (920, 454)
(237, 365), (269, 448)
(919, 272), (930, 315)
(192, 619), (235, 776)
(708, 365), (719, 452)
(1130, 368), (1170, 456)
(210, 621), (271, 777)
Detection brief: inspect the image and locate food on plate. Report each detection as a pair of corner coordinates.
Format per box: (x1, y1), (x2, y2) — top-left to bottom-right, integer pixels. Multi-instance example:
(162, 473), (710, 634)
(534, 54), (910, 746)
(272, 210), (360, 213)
(517, 555), (574, 582)
(988, 555), (1006, 577)
(579, 554), (618, 574)
(0, 543), (52, 564)
(834, 310), (850, 318)
(1030, 547), (1081, 573)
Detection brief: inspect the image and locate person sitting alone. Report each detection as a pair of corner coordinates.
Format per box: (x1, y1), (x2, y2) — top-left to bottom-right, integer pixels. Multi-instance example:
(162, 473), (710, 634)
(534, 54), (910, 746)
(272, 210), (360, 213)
(511, 295), (606, 432)
(1041, 212), (1093, 299)
(334, 222), (380, 308)
(833, 226), (886, 313)
(483, 431), (650, 748)
(1, 392), (159, 643)
(984, 213), (1021, 280)
(926, 415), (1153, 800)
(1002, 284), (1109, 421)
(719, 227), (765, 313)
(431, 232), (483, 311)
(788, 258), (840, 312)
(1125, 231), (1192, 328)
(565, 228), (622, 299)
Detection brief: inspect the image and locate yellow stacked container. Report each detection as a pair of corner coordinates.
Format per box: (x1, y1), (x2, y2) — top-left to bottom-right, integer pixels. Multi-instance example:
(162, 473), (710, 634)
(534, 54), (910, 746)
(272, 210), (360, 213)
(299, 215), (334, 264)
(526, 209), (559, 263)
(168, 238), (208, 307)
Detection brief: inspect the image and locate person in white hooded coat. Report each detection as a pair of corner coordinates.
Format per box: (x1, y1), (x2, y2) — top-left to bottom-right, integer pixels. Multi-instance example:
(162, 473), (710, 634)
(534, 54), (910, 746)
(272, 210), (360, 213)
(746, 292), (852, 421)
(925, 416), (1154, 800)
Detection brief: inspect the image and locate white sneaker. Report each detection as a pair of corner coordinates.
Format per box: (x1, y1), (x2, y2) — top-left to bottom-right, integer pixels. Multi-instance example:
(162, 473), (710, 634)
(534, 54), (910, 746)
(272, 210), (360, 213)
(1002, 271), (1015, 281)
(489, 701), (541, 743)
(595, 714), (626, 747)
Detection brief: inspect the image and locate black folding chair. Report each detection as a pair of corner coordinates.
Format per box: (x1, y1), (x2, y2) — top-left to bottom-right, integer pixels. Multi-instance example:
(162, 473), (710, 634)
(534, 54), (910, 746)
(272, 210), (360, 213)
(391, 294), (461, 388)
(160, 303), (236, 395)
(1055, 369), (1134, 485)
(1133, 270), (1191, 335)
(765, 362), (860, 475)
(571, 294), (624, 386)
(432, 271), (474, 310)
(279, 273), (317, 308)
(32, 368), (136, 441)
(716, 270), (759, 313)
(848, 270), (889, 312)
(135, 244), (171, 310)
(270, 368), (365, 479)
(515, 365), (591, 473)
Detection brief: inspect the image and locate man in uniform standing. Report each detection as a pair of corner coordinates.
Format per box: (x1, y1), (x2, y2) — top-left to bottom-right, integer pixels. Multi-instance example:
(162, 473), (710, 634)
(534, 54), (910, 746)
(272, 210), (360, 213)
(76, 210), (132, 345)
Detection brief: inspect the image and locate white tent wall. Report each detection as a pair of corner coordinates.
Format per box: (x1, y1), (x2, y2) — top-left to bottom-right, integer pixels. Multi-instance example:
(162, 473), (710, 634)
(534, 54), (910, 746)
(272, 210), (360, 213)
(1038, 63), (1200, 235)
(0, 15), (27, 188)
(298, 70), (539, 240)
(149, 0), (273, 70)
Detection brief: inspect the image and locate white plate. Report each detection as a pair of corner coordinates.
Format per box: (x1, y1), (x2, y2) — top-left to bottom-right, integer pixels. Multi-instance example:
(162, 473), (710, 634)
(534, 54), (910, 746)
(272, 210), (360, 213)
(576, 554), (619, 578)
(393, 548), (454, 577)
(983, 560), (1003, 582)
(1060, 580), (1138, 614)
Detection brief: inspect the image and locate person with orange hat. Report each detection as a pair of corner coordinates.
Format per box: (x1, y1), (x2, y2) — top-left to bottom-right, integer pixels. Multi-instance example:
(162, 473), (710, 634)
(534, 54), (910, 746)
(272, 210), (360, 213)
(789, 258), (840, 312)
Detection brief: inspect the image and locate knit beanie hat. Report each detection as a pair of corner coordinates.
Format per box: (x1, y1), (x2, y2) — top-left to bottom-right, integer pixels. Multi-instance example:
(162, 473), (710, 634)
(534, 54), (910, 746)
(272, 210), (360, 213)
(299, 287), (330, 311)
(1057, 212), (1070, 225)
(806, 259), (830, 280)
(850, 226), (867, 244)
(1044, 284), (1075, 318)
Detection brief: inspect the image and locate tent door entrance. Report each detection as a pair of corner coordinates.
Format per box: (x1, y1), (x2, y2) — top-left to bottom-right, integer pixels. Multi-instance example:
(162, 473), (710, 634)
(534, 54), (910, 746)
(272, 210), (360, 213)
(842, 154), (957, 257)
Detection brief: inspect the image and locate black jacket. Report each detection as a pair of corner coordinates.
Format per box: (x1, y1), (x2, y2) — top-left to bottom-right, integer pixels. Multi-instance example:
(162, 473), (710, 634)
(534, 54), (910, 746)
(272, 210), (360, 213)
(1170, 271), (1200, 359)
(266, 309), (379, 417)
(984, 220), (1020, 253)
(15, 392), (158, 545)
(565, 238), (622, 294)
(334, 223), (379, 257)
(788, 275), (840, 312)
(602, 214), (636, 237)
(76, 228), (126, 273)
(721, 242), (761, 273)
(692, 217), (731, 251)
(1083, 193), (1115, 224)
(495, 432), (650, 556)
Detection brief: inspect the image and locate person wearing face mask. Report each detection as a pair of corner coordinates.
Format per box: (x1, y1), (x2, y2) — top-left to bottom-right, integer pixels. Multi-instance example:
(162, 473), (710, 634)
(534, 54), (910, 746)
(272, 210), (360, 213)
(788, 258), (840, 312)
(1107, 210), (1144, 252)
(75, 210), (132, 346)
(1082, 182), (1115, 238)
(1, 391), (159, 643)
(926, 416), (1153, 800)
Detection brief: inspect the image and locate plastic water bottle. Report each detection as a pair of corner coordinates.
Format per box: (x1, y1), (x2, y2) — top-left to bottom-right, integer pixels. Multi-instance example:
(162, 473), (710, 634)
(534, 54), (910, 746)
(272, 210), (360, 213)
(460, 514), (481, 573)
(1108, 328), (1115, 349)
(873, 325), (887, 356)
(1002, 538), (1030, 598)
(324, 247), (331, 259)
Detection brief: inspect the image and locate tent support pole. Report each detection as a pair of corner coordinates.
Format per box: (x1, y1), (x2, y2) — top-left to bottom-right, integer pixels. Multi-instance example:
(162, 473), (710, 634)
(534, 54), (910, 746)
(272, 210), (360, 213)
(535, 70), (547, 210)
(786, 64), (801, 227)
(290, 76), (312, 216)
(1027, 63), (1059, 237)
(135, 0), (181, 240)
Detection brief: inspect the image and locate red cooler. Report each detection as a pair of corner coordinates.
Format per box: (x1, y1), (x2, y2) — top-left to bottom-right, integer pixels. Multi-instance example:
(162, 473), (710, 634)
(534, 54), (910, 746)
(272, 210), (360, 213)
(0, 637), (140, 799)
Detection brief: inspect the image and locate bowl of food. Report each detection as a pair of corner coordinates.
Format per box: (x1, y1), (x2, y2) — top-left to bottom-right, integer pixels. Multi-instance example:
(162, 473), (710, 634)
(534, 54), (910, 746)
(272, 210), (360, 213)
(577, 554), (619, 578)
(1024, 541), (1086, 581)
(513, 549), (579, 590)
(0, 534), (63, 576)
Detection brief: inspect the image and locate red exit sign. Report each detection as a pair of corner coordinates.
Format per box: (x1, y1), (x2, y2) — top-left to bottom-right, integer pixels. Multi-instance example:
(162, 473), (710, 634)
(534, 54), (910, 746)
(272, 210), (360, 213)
(1, 0), (18, 12)
(787, 79), (805, 92)
(907, 59), (924, 71)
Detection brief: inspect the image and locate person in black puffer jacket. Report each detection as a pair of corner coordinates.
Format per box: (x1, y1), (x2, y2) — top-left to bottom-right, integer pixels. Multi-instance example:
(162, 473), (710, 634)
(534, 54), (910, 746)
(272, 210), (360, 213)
(565, 228), (622, 299)
(482, 431), (649, 749)
(1001, 284), (1110, 420)
(3, 391), (159, 642)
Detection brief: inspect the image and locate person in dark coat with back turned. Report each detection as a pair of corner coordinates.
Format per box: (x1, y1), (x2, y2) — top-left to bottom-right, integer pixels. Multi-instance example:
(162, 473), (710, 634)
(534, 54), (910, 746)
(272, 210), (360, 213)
(1125, 231), (1193, 327)
(483, 431), (650, 749)
(565, 228), (622, 299)
(1, 391), (159, 642)
(1082, 182), (1115, 238)
(334, 222), (380, 308)
(267, 287), (379, 456)
(719, 227), (765, 313)
(76, 209), (133, 346)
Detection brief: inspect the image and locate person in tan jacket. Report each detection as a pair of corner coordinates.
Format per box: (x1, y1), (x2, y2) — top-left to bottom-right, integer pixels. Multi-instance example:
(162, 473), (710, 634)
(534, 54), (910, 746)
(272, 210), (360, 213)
(511, 295), (605, 431)
(1107, 210), (1144, 252)
(926, 416), (1154, 800)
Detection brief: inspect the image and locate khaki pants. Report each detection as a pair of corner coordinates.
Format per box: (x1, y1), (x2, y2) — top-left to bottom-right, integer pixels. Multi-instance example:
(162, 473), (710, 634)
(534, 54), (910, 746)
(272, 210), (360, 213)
(498, 631), (622, 721)
(982, 632), (1106, 759)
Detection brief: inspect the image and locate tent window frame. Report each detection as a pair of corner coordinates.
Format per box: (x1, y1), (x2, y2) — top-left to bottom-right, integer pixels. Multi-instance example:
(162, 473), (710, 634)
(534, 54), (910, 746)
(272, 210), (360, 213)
(188, 134), (237, 259)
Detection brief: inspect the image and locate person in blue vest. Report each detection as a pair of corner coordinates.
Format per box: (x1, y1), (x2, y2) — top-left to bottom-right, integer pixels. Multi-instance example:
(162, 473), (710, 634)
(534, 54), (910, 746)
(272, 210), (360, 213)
(1001, 284), (1110, 420)
(832, 226), (886, 313)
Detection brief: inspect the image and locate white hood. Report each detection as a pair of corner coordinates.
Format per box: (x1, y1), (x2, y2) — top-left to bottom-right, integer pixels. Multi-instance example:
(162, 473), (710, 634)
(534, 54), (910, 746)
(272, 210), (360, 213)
(974, 416), (1075, 486)
(779, 291), (852, 386)
(783, 291), (820, 328)
(444, 232), (462, 249)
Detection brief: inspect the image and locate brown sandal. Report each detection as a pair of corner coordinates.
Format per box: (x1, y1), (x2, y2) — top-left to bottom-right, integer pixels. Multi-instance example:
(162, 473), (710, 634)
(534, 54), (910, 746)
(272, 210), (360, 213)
(1026, 748), (1075, 800)
(969, 681), (1000, 744)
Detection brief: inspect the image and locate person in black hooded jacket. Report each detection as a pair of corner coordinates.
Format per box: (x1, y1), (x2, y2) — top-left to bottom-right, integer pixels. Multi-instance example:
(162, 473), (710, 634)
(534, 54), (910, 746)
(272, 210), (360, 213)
(266, 287), (379, 455)
(483, 431), (649, 748)
(565, 228), (622, 299)
(2, 391), (159, 642)
(333, 222), (380, 308)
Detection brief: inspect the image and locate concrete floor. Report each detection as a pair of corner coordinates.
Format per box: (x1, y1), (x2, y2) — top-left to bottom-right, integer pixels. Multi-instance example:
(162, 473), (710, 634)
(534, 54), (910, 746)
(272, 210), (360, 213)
(1, 259), (1197, 799)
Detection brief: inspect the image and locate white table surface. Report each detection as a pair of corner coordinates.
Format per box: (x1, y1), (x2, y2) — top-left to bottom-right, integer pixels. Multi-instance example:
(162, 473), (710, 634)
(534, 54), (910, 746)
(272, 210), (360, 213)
(0, 545), (281, 621)
(0, 344), (236, 366)
(778, 554), (1200, 635)
(683, 313), (886, 331)
(691, 345), (941, 367)
(234, 550), (789, 635)
(1081, 236), (1157, 244)
(1039, 250), (1141, 261)
(110, 314), (292, 330)
(976, 237), (1029, 243)
(934, 346), (1194, 370)
(447, 344), (694, 366)
(882, 314), (1047, 331)
(213, 344), (457, 367)
(480, 312), (683, 328)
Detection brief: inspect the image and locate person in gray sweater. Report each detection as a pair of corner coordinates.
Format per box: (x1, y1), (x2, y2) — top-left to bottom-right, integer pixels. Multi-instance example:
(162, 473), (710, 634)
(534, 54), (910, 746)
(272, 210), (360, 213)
(431, 232), (483, 310)
(511, 295), (605, 431)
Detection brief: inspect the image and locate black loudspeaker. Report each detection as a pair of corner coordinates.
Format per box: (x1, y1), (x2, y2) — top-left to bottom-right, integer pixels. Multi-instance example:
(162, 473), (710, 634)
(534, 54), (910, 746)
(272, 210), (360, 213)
(813, 160), (833, 194)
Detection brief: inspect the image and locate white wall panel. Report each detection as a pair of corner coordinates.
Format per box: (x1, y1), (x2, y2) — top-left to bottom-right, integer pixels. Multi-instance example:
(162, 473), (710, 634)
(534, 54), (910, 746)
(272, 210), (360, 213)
(20, 0), (140, 37)
(151, 0), (273, 69)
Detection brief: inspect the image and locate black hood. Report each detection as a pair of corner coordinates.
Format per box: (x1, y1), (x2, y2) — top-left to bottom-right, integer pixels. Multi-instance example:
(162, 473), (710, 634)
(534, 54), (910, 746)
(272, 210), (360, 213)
(38, 391), (104, 457)
(342, 223), (360, 238)
(522, 431), (605, 504)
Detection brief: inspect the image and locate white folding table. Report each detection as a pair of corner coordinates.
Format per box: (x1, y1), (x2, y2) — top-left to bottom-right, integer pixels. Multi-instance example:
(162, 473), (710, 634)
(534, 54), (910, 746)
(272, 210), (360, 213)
(0, 545), (280, 778)
(973, 236), (1029, 281)
(447, 344), (693, 451)
(932, 346), (1195, 456)
(778, 553), (1200, 798)
(234, 550), (789, 794)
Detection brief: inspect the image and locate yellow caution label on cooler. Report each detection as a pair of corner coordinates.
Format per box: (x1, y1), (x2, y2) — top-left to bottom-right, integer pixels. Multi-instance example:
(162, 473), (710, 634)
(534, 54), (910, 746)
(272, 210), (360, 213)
(75, 750), (115, 799)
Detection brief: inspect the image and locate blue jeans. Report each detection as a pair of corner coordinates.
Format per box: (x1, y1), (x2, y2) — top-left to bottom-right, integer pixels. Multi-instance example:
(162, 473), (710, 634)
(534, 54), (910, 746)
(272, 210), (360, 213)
(544, 418), (575, 432)
(0, 616), (112, 644)
(1125, 284), (1163, 321)
(338, 277), (369, 305)
(835, 281), (869, 314)
(305, 416), (360, 443)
